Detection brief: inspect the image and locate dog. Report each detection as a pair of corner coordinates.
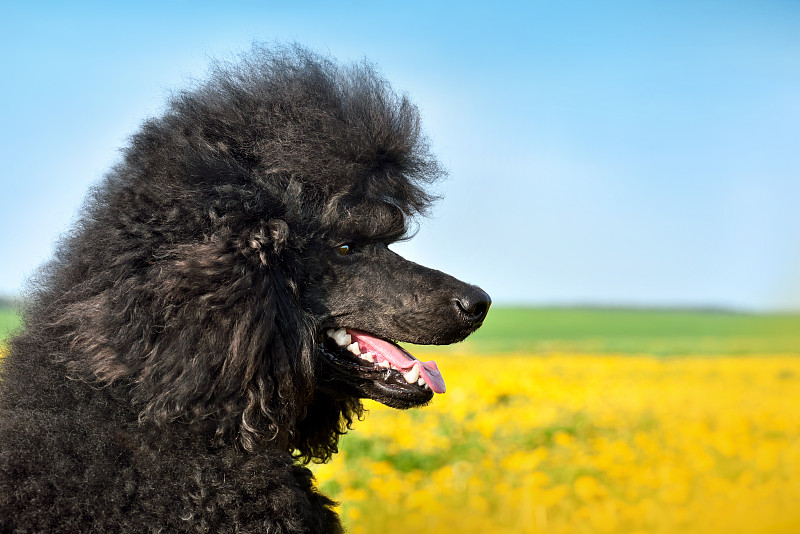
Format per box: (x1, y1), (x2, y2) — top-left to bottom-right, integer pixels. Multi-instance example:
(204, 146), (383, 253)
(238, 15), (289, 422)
(0, 43), (490, 532)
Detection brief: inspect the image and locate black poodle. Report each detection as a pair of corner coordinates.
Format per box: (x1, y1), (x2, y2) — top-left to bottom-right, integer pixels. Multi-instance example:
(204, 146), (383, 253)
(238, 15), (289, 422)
(0, 44), (490, 532)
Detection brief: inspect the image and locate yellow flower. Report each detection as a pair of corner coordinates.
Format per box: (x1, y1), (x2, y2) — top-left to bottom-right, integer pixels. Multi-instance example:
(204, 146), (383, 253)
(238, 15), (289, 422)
(310, 353), (800, 534)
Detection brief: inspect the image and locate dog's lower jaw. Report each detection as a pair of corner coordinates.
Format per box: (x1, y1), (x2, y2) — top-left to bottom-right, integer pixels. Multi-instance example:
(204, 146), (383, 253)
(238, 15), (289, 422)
(315, 344), (434, 409)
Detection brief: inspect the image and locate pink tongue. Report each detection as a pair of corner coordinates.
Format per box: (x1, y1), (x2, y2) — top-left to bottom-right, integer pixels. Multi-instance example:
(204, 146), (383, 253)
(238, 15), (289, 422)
(348, 330), (446, 394)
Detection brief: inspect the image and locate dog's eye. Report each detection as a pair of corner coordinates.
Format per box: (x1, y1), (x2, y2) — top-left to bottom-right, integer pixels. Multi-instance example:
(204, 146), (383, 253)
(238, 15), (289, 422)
(335, 244), (352, 256)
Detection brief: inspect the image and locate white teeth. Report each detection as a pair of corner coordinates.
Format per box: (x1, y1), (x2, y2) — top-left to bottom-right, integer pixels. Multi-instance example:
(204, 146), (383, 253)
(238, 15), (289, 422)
(327, 328), (351, 347)
(403, 363), (421, 384)
(326, 329), (427, 387)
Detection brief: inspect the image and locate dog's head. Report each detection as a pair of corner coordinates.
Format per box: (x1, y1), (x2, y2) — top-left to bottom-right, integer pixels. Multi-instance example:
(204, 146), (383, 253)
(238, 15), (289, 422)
(44, 44), (489, 461)
(303, 197), (490, 410)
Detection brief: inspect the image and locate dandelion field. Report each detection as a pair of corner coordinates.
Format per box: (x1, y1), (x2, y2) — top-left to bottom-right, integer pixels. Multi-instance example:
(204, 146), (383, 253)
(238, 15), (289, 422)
(2, 306), (800, 532)
(308, 309), (800, 534)
(314, 353), (800, 534)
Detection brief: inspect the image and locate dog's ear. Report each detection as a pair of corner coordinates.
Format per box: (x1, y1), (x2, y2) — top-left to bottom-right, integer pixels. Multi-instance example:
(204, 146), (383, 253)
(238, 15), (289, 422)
(247, 219), (290, 263)
(56, 234), (316, 451)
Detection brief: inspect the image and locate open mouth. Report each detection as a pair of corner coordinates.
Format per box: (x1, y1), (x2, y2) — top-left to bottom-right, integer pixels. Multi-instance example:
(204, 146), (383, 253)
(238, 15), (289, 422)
(319, 328), (445, 406)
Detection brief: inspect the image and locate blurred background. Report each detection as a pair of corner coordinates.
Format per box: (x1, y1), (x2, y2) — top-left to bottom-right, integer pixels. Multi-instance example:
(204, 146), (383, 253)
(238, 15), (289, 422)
(3, 2), (800, 533)
(2, 0), (800, 311)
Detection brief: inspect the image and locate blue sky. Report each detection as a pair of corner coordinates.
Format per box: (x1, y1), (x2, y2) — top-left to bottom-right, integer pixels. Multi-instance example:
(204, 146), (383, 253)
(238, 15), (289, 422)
(1, 1), (799, 310)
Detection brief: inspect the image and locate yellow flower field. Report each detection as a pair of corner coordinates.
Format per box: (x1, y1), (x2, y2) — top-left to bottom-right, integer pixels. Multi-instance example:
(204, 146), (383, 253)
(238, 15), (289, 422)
(311, 353), (800, 534)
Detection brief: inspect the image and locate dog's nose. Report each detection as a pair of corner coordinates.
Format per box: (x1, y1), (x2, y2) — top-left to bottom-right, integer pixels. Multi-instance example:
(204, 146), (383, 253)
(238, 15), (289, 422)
(454, 286), (491, 327)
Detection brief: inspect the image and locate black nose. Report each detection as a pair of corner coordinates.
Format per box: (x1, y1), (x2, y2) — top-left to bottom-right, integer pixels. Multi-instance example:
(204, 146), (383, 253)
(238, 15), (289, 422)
(454, 286), (491, 327)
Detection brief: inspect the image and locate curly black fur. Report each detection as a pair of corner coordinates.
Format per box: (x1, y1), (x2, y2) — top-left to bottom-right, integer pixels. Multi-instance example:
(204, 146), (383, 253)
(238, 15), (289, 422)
(0, 43), (490, 532)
